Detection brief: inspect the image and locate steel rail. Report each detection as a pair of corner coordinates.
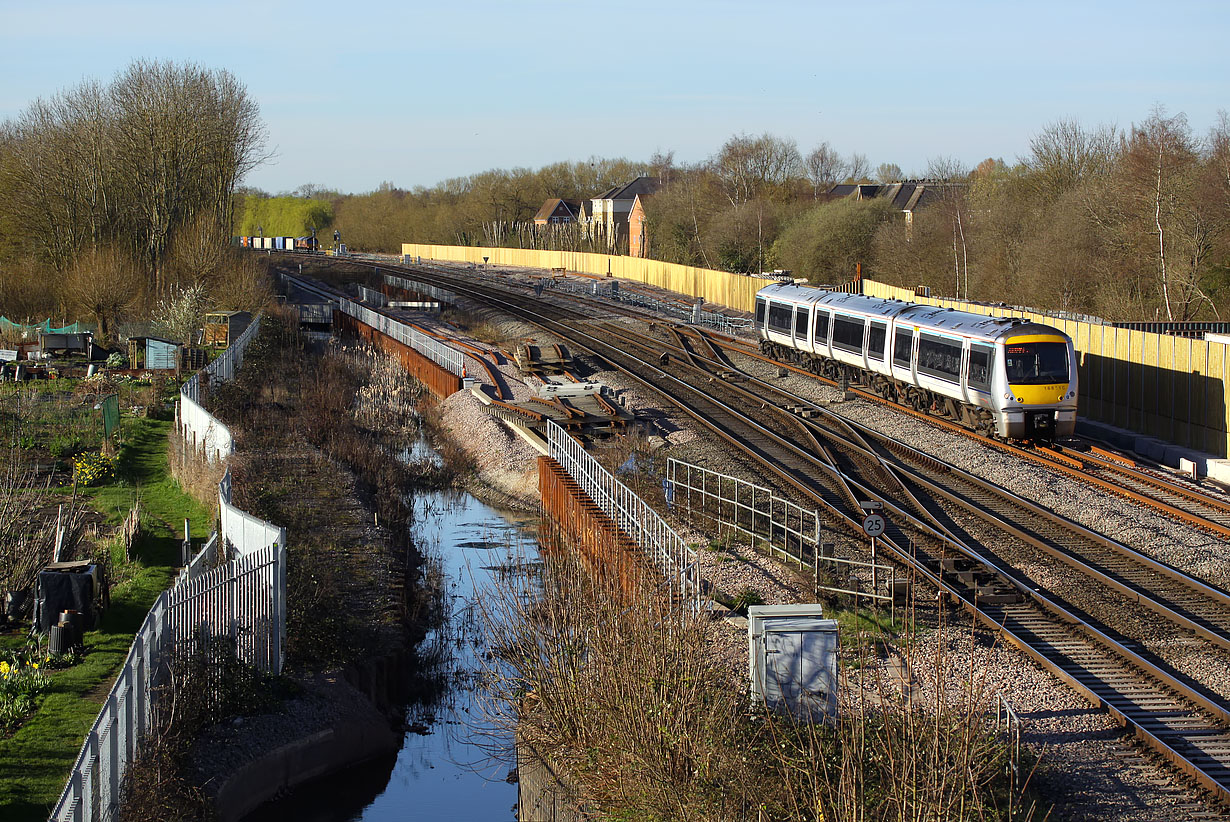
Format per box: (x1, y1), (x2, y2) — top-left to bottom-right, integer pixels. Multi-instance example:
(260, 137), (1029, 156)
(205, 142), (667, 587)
(275, 255), (1230, 804)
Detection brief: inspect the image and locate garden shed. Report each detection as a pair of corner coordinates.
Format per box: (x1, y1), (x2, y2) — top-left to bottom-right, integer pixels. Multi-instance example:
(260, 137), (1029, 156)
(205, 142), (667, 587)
(203, 311), (252, 347)
(126, 336), (181, 371)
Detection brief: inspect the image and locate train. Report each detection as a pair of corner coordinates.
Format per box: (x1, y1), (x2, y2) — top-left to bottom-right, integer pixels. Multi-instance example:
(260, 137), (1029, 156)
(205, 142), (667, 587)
(236, 235), (319, 251)
(755, 283), (1078, 441)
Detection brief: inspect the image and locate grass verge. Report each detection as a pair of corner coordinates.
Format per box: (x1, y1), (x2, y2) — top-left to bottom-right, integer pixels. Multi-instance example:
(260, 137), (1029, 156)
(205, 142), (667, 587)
(0, 417), (211, 822)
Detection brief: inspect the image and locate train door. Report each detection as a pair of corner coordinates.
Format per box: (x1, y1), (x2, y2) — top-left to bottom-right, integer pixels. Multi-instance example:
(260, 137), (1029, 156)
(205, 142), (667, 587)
(794, 305), (810, 351)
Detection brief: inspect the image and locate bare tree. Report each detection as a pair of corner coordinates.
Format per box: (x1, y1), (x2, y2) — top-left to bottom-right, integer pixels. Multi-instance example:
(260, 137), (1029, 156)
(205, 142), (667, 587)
(927, 157), (972, 299)
(1114, 107), (1222, 320)
(846, 152), (871, 182)
(65, 245), (143, 339)
(875, 162), (904, 183)
(712, 133), (803, 207)
(1025, 118), (1118, 202)
(803, 142), (847, 198)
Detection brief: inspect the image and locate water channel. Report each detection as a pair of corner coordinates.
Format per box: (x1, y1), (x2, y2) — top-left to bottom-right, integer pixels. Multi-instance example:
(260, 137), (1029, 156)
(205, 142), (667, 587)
(246, 484), (540, 821)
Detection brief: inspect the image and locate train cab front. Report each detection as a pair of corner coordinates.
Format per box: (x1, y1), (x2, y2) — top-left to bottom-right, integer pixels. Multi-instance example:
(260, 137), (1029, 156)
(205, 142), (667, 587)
(1001, 336), (1078, 441)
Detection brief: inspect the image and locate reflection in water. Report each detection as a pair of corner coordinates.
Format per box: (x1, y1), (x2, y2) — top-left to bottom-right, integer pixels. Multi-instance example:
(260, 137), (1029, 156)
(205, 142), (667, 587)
(245, 488), (539, 822)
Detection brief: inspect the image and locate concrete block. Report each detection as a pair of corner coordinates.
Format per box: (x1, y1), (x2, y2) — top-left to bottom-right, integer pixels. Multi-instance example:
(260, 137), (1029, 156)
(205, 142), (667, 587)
(1207, 459), (1230, 487)
(1161, 444), (1205, 474)
(1134, 437), (1165, 462)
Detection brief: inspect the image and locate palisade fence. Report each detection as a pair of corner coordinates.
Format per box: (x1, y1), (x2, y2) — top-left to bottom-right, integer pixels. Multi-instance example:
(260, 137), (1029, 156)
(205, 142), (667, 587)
(52, 316), (288, 822)
(545, 420), (701, 610)
(178, 314), (263, 463)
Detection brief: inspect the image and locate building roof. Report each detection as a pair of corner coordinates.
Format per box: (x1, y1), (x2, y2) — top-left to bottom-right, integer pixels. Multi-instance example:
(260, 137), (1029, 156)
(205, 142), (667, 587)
(826, 180), (963, 211)
(594, 176), (663, 202)
(532, 198), (581, 222)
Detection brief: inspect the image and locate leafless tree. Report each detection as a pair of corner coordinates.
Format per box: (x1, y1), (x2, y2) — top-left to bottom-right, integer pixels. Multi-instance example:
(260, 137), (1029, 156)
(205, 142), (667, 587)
(875, 162), (904, 183)
(803, 142), (847, 198)
(846, 152), (871, 182)
(1025, 118), (1118, 202)
(712, 133), (803, 207)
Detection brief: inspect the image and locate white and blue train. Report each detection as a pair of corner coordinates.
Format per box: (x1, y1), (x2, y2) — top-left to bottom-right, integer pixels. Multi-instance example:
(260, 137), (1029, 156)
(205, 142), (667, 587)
(755, 283), (1078, 440)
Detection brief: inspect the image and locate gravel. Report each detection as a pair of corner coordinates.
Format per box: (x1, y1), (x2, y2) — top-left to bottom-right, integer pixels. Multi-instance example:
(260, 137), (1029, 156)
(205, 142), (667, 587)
(391, 270), (1229, 819)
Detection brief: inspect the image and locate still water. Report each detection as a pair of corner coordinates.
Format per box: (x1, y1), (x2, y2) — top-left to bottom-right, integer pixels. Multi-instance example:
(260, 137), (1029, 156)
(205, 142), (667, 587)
(247, 489), (539, 821)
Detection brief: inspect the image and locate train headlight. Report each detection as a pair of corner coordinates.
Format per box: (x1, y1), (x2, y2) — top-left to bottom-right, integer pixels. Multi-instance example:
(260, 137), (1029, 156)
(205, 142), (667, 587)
(1004, 393), (1011, 400)
(1015, 397), (1023, 403)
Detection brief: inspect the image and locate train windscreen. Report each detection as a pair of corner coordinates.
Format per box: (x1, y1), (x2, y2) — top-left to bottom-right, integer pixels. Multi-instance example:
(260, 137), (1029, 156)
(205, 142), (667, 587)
(1005, 342), (1069, 384)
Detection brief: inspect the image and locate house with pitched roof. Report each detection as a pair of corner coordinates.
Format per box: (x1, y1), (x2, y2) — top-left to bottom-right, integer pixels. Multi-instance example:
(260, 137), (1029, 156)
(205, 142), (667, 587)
(826, 181), (959, 232)
(586, 176), (663, 254)
(532, 198), (582, 227)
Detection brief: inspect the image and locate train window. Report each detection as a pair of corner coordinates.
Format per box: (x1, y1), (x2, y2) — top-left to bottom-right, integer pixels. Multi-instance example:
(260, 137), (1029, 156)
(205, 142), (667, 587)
(917, 333), (962, 382)
(867, 322), (886, 361)
(968, 344), (992, 391)
(795, 306), (810, 337)
(768, 303), (793, 333)
(755, 299), (766, 327)
(832, 315), (865, 353)
(893, 329), (912, 367)
(1005, 341), (1069, 384)
(814, 310), (830, 343)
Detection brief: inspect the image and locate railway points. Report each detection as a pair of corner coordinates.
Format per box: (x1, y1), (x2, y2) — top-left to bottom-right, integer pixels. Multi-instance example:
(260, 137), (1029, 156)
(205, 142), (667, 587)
(270, 251), (1230, 816)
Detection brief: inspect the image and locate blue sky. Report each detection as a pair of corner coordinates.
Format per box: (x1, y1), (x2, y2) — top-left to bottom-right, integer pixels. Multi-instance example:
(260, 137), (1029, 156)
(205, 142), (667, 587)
(2, 0), (1226, 194)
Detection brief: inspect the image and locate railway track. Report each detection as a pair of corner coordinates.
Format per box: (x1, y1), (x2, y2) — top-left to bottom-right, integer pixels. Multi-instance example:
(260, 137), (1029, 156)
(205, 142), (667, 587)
(276, 257), (1230, 806)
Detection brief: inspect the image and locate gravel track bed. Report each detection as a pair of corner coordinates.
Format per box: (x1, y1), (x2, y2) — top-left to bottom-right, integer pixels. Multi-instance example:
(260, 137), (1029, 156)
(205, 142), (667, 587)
(394, 277), (1227, 820)
(730, 350), (1230, 592)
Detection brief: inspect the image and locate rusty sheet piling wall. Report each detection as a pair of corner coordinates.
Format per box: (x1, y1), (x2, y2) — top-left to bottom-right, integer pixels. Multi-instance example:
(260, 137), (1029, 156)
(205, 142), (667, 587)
(334, 310), (462, 399)
(401, 243), (1230, 458)
(538, 455), (644, 600)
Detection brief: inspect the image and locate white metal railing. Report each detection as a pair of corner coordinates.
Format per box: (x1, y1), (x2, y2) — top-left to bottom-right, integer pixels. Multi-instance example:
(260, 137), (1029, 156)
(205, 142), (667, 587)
(337, 297), (464, 375)
(545, 421), (701, 609)
(666, 458), (892, 601)
(667, 458), (819, 561)
(384, 272), (459, 304)
(178, 394), (233, 463)
(357, 285), (388, 306)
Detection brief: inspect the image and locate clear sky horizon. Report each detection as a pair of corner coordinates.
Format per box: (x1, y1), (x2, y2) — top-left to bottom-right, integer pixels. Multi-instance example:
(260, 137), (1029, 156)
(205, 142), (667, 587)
(2, 0), (1226, 195)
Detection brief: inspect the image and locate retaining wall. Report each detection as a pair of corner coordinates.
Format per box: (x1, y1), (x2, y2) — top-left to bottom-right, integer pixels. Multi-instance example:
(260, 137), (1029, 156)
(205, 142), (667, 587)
(537, 456), (644, 599)
(334, 310), (462, 399)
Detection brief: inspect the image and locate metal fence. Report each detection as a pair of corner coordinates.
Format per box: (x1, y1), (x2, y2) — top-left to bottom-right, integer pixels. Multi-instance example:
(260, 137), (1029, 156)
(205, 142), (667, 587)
(666, 458), (892, 602)
(178, 395), (234, 463)
(178, 314), (262, 463)
(218, 467), (286, 559)
(357, 285), (388, 306)
(181, 314), (262, 403)
(540, 277), (753, 335)
(50, 534), (286, 822)
(337, 297), (465, 376)
(53, 317), (288, 822)
(545, 420), (701, 609)
(384, 272), (461, 305)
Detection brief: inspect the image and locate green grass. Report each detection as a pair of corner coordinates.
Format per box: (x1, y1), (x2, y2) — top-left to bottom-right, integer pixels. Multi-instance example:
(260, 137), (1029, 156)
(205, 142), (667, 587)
(0, 417), (212, 821)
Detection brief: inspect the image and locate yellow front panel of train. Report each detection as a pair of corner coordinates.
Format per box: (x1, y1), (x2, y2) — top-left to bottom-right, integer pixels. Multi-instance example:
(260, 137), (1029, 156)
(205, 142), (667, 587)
(1008, 383), (1070, 405)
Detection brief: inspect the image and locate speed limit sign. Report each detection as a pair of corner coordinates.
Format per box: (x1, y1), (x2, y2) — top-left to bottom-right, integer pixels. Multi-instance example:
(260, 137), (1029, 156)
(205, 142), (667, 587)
(861, 513), (886, 538)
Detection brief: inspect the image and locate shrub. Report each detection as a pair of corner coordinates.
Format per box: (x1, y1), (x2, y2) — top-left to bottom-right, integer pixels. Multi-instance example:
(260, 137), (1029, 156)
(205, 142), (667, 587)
(106, 352), (128, 369)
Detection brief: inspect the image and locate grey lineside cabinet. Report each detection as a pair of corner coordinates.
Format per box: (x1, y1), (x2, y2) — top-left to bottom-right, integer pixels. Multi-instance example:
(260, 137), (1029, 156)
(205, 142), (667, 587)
(748, 605), (839, 721)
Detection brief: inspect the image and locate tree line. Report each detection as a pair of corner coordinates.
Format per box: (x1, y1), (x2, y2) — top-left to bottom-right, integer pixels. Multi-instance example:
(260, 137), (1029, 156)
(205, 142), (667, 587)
(0, 60), (270, 338)
(287, 109), (1229, 322)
